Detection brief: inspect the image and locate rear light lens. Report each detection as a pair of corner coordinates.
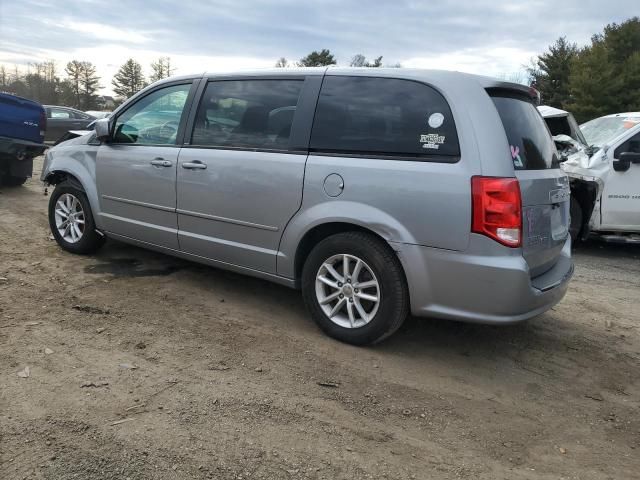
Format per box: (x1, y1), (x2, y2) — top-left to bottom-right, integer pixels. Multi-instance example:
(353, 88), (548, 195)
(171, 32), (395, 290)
(471, 176), (522, 247)
(39, 109), (47, 138)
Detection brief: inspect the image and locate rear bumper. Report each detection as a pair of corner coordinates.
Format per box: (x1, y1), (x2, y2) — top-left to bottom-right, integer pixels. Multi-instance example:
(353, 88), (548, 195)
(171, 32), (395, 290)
(0, 135), (47, 159)
(392, 234), (573, 324)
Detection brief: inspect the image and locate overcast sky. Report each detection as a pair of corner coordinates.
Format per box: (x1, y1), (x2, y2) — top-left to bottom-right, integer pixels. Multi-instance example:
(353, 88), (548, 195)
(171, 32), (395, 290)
(0, 0), (635, 95)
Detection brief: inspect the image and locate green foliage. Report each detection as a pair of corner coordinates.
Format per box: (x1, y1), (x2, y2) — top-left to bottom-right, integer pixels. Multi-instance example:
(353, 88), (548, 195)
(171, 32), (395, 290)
(528, 37), (578, 109)
(112, 59), (147, 99)
(567, 17), (640, 122)
(298, 49), (337, 67)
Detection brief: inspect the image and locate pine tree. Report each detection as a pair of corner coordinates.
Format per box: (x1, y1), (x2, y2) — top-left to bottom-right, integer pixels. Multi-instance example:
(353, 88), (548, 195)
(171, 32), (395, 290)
(150, 57), (174, 83)
(79, 61), (100, 109)
(112, 59), (146, 99)
(567, 17), (640, 122)
(65, 60), (84, 108)
(528, 37), (578, 109)
(298, 49), (337, 67)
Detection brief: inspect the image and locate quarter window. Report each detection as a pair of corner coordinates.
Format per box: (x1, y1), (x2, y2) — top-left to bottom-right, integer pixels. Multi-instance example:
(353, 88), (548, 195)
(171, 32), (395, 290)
(191, 80), (303, 150)
(113, 84), (191, 145)
(49, 108), (72, 119)
(310, 76), (460, 157)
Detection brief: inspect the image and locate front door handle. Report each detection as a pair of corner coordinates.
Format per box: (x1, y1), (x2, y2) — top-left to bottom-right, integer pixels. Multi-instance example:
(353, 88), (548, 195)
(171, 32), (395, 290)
(182, 161), (207, 170)
(150, 158), (173, 167)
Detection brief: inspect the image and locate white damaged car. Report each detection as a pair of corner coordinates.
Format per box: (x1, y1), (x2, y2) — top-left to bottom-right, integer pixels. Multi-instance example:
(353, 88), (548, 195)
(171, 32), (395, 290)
(539, 108), (640, 244)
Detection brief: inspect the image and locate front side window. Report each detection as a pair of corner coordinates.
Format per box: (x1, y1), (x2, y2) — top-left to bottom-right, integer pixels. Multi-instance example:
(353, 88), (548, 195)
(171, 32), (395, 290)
(191, 80), (303, 149)
(310, 76), (460, 158)
(113, 84), (191, 145)
(614, 132), (640, 159)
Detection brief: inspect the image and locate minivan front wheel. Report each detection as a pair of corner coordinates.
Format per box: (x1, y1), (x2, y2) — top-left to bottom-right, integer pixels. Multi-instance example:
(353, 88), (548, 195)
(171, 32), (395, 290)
(48, 182), (105, 254)
(302, 232), (409, 345)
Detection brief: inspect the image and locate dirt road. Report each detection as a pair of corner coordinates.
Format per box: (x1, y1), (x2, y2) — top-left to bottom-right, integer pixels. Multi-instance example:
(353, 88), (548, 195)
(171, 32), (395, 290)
(1, 160), (639, 479)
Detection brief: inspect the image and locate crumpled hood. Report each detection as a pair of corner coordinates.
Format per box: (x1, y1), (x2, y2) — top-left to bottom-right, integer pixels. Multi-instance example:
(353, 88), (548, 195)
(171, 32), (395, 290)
(51, 131), (94, 148)
(561, 147), (609, 191)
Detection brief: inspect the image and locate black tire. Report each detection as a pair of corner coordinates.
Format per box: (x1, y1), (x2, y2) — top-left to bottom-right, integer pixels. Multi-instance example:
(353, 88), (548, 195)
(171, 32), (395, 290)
(301, 231), (409, 345)
(569, 196), (583, 245)
(2, 175), (28, 186)
(48, 181), (105, 254)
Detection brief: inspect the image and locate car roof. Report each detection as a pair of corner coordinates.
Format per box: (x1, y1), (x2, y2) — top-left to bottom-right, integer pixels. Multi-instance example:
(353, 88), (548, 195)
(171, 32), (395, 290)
(44, 105), (84, 111)
(153, 67), (534, 98)
(537, 105), (568, 118)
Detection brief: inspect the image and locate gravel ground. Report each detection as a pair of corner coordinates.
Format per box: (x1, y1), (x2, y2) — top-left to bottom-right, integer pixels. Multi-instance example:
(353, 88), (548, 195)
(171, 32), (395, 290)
(1, 160), (639, 479)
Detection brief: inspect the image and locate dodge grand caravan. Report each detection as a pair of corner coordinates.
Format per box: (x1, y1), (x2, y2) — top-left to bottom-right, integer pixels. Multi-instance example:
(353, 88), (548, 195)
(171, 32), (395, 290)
(41, 68), (573, 345)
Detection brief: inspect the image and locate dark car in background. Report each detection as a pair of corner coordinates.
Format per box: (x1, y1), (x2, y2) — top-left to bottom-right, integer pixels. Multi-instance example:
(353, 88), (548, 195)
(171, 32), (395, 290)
(44, 105), (95, 143)
(0, 92), (47, 185)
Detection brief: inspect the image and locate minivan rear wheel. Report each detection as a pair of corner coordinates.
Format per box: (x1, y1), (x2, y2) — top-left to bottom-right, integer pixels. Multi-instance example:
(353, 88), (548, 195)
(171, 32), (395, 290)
(301, 232), (409, 345)
(48, 182), (105, 254)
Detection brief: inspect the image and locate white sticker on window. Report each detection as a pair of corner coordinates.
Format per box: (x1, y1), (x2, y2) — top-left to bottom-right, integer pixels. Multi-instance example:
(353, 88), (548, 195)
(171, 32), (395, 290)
(428, 112), (444, 129)
(420, 133), (446, 150)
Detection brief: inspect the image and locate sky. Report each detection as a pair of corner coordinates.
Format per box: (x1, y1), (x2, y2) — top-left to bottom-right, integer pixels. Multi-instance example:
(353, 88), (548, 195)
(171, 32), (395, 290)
(0, 0), (635, 95)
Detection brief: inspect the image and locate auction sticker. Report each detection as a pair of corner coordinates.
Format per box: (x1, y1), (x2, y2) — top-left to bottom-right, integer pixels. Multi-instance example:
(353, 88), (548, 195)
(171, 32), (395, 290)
(428, 112), (444, 129)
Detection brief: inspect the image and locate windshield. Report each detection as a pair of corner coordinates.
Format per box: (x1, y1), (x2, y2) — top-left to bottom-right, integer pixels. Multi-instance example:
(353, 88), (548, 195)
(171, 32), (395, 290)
(580, 116), (640, 147)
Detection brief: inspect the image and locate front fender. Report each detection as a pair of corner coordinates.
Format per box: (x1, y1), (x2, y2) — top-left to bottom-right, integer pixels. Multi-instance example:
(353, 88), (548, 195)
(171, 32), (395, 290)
(277, 200), (418, 278)
(41, 145), (102, 229)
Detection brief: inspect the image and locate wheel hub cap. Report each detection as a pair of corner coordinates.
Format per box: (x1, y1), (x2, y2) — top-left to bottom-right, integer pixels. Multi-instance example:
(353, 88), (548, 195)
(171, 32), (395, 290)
(54, 193), (85, 244)
(315, 254), (381, 329)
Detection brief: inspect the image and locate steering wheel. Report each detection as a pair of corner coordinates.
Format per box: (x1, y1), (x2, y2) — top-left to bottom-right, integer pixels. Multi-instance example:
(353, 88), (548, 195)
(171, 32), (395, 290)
(159, 120), (179, 138)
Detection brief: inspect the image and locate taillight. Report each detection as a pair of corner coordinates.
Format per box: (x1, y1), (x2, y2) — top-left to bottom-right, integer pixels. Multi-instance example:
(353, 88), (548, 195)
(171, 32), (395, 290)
(471, 176), (522, 248)
(39, 109), (47, 138)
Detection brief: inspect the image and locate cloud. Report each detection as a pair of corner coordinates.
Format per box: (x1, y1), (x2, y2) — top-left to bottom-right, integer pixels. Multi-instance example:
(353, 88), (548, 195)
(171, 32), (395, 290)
(0, 0), (635, 95)
(58, 21), (152, 44)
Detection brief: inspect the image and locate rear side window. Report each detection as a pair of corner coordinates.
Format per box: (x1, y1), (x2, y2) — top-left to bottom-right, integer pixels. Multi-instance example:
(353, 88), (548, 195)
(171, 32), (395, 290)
(491, 94), (558, 170)
(191, 80), (303, 150)
(310, 76), (460, 158)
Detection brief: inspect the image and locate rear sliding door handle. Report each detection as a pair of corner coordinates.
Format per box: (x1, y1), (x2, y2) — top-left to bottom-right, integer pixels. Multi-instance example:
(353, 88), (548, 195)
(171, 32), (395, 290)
(181, 161), (207, 170)
(150, 158), (173, 167)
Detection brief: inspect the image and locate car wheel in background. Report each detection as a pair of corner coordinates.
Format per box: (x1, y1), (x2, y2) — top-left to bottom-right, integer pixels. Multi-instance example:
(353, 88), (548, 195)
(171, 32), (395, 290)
(569, 196), (583, 245)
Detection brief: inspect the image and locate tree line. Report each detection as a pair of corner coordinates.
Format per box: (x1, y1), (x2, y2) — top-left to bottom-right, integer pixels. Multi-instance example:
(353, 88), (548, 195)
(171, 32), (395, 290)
(0, 57), (175, 110)
(529, 16), (640, 123)
(275, 49), (399, 68)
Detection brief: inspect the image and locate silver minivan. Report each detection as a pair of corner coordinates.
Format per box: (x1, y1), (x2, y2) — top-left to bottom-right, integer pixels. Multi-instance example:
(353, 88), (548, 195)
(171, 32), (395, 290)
(42, 68), (574, 344)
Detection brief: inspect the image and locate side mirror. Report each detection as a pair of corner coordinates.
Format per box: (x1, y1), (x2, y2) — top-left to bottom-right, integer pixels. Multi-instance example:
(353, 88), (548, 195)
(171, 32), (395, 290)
(619, 151), (640, 163)
(613, 158), (630, 172)
(94, 118), (111, 142)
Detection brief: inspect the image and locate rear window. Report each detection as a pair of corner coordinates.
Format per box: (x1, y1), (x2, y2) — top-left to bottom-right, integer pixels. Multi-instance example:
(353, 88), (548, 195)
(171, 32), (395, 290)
(491, 94), (558, 170)
(310, 76), (460, 159)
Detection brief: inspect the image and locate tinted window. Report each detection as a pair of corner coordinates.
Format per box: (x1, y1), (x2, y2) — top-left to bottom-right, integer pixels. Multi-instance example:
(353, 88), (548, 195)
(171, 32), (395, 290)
(310, 76), (460, 157)
(113, 84), (191, 145)
(491, 95), (558, 170)
(191, 80), (303, 149)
